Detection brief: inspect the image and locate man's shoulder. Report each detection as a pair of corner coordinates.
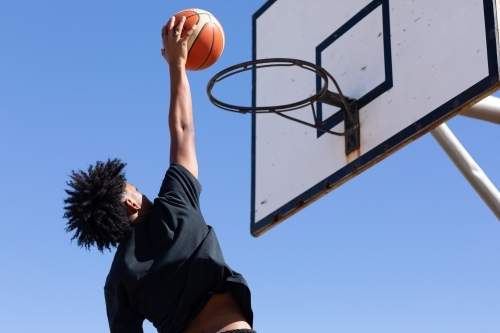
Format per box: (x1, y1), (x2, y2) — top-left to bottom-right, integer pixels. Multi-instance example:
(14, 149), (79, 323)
(105, 228), (155, 285)
(158, 164), (202, 200)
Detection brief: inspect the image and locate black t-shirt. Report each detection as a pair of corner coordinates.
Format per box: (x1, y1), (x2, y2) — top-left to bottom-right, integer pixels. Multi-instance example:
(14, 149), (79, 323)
(104, 164), (253, 333)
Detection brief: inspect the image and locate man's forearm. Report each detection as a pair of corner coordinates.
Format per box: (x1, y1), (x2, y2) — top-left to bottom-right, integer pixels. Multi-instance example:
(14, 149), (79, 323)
(169, 66), (193, 132)
(168, 65), (198, 178)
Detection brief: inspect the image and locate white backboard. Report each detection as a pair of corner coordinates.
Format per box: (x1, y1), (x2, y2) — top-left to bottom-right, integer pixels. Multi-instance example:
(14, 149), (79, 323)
(251, 0), (500, 236)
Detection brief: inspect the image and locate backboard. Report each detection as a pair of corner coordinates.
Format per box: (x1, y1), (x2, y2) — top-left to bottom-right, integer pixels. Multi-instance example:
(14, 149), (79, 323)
(251, 0), (500, 236)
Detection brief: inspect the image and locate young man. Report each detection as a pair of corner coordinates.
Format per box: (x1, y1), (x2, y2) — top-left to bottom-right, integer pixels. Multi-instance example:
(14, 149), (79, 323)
(63, 17), (255, 333)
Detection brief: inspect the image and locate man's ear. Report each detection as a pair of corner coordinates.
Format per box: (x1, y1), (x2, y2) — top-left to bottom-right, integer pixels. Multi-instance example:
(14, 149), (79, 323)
(124, 198), (141, 213)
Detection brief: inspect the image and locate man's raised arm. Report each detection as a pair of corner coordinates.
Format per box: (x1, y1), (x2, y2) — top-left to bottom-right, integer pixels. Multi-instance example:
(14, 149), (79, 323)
(161, 16), (198, 178)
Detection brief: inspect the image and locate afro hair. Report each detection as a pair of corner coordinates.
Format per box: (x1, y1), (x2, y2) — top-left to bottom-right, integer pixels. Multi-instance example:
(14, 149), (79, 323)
(63, 158), (131, 252)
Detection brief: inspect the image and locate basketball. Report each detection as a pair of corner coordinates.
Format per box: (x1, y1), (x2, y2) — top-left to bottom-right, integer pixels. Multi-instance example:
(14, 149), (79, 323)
(173, 8), (225, 71)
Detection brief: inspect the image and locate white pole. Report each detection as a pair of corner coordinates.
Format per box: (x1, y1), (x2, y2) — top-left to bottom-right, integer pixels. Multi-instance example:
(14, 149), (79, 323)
(431, 123), (500, 220)
(460, 96), (500, 124)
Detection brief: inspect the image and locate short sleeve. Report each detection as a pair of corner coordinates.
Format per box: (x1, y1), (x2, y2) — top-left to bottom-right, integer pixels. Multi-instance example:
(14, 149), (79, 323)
(105, 289), (145, 333)
(157, 163), (202, 210)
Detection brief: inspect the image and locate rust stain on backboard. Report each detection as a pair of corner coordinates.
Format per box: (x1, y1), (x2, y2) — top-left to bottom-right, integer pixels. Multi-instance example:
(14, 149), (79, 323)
(346, 146), (361, 164)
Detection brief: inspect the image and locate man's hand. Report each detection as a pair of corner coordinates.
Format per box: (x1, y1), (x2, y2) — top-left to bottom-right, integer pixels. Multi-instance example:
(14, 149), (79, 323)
(161, 16), (197, 68)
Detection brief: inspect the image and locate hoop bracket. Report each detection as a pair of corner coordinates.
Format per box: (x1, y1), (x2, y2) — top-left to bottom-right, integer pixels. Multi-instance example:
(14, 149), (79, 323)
(317, 91), (360, 154)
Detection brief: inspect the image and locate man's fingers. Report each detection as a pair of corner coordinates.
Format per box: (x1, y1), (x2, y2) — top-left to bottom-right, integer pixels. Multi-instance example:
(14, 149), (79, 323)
(182, 24), (197, 40)
(161, 25), (168, 47)
(173, 16), (186, 39)
(168, 16), (175, 31)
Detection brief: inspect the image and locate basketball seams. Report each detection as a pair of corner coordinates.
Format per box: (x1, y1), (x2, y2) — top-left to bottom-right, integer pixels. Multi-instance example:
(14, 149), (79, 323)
(175, 10), (200, 24)
(188, 13), (202, 51)
(200, 22), (225, 70)
(187, 13), (210, 52)
(208, 15), (225, 47)
(182, 13), (198, 20)
(186, 15), (203, 51)
(205, 23), (224, 69)
(213, 19), (225, 52)
(187, 23), (205, 62)
(204, 10), (225, 49)
(196, 24), (215, 70)
(202, 10), (210, 16)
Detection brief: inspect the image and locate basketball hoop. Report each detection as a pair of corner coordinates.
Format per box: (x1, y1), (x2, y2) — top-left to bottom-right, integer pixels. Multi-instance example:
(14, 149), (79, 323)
(207, 58), (360, 150)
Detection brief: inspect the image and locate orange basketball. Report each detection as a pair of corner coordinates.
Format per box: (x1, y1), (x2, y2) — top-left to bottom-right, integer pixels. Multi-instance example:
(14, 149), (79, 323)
(174, 8), (225, 71)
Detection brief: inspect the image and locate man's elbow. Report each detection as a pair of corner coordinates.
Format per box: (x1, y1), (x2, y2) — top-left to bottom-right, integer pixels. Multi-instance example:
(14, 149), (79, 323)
(171, 124), (195, 142)
(181, 124), (195, 135)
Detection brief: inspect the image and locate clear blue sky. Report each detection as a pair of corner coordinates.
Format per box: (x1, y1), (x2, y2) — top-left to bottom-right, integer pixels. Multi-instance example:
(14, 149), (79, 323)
(1, 1), (499, 332)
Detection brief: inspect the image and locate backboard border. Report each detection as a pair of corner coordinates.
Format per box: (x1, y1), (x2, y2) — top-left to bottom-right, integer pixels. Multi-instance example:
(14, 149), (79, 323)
(251, 0), (500, 236)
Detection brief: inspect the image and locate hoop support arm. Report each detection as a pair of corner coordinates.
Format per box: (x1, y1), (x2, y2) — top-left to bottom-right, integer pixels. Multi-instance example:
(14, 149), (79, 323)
(317, 91), (360, 154)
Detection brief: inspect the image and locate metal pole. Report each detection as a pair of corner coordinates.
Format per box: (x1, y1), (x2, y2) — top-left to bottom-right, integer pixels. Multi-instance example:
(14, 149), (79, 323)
(460, 95), (500, 124)
(430, 123), (500, 220)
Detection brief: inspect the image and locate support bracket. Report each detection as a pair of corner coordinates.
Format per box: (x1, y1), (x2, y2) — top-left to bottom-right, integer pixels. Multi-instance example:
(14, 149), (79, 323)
(317, 91), (360, 154)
